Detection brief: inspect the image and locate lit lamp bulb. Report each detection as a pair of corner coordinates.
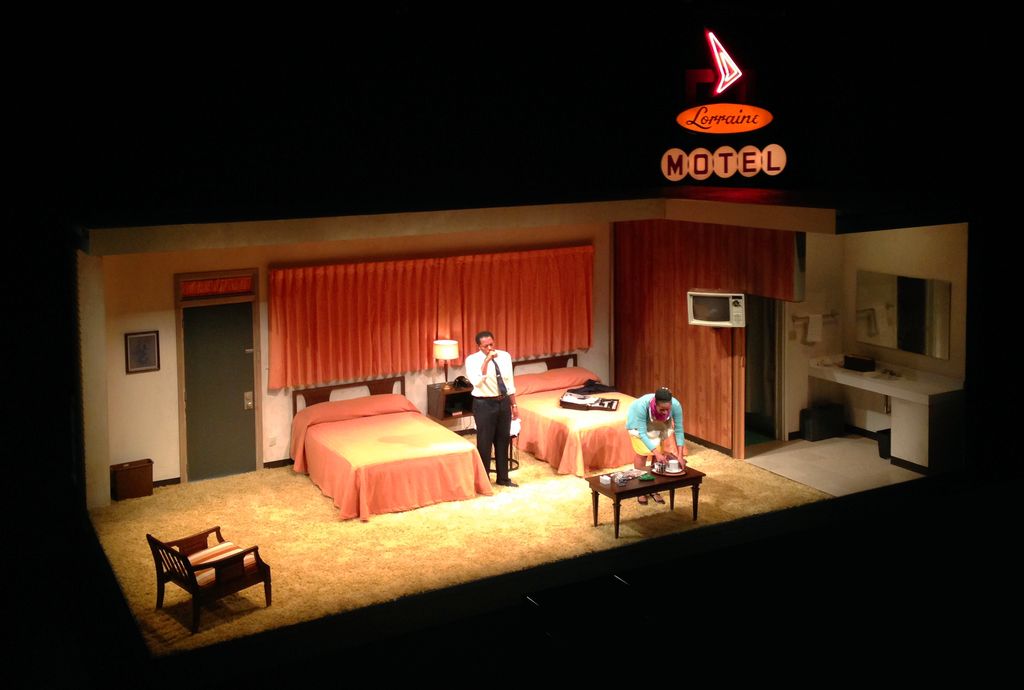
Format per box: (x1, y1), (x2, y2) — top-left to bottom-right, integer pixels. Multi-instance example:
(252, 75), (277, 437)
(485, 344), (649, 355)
(432, 339), (459, 389)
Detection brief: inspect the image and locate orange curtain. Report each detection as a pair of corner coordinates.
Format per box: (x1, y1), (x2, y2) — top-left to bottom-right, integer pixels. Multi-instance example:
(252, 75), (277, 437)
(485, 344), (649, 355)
(439, 246), (594, 365)
(269, 259), (442, 389)
(269, 245), (593, 389)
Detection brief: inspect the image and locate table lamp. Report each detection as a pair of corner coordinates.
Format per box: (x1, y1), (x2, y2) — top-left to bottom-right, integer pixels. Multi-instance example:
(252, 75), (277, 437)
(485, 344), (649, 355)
(433, 339), (459, 389)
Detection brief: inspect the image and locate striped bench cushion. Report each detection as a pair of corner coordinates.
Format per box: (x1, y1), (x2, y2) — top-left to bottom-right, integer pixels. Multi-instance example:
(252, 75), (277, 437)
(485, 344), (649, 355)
(187, 541), (258, 588)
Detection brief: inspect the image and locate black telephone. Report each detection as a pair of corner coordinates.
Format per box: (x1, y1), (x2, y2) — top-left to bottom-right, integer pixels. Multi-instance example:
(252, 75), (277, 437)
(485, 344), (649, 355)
(452, 375), (472, 388)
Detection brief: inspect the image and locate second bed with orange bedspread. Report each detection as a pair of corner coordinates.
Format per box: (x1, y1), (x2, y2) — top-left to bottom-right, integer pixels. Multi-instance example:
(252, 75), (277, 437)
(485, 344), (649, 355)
(514, 367), (637, 477)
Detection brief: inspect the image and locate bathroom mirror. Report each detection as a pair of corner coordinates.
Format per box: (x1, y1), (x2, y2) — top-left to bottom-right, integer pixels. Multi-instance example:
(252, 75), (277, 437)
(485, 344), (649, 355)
(855, 270), (951, 359)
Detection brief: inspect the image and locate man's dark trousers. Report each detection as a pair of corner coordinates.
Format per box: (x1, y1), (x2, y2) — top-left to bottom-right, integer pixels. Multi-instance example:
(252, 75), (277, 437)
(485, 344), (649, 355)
(473, 397), (511, 483)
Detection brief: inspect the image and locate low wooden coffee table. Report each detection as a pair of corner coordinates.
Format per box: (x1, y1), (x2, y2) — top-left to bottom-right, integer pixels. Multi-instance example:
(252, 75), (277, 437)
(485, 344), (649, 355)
(586, 468), (706, 538)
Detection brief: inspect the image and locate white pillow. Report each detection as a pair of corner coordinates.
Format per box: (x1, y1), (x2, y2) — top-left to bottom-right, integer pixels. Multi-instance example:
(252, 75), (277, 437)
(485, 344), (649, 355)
(330, 386), (372, 402)
(513, 361), (549, 375)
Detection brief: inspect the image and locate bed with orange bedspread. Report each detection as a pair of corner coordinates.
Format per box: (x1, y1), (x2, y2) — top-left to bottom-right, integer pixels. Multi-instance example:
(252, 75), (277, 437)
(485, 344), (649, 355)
(514, 365), (637, 477)
(290, 393), (492, 521)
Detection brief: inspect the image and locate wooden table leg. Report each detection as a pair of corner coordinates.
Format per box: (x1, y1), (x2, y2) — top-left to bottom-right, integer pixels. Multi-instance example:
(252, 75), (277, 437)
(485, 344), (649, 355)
(669, 488), (675, 511)
(592, 490), (599, 527)
(613, 499), (621, 538)
(691, 484), (700, 520)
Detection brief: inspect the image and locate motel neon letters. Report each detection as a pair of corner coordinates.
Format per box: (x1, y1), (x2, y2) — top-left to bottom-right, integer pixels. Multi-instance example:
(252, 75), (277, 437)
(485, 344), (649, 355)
(661, 144), (786, 181)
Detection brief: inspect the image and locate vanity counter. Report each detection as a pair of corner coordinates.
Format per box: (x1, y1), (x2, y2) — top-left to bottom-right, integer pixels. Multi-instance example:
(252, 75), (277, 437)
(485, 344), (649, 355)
(808, 356), (964, 471)
(808, 358), (963, 405)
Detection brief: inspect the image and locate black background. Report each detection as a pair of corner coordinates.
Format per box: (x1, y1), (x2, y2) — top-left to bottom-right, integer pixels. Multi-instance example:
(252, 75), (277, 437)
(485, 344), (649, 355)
(7, 4), (1014, 684)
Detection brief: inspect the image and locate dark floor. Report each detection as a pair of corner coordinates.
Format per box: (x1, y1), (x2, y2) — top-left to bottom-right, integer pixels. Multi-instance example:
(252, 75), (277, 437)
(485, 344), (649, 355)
(745, 427), (775, 447)
(32, 469), (1021, 686)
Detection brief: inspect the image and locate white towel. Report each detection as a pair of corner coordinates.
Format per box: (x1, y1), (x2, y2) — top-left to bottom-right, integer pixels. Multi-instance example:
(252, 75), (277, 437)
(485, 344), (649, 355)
(805, 314), (822, 344)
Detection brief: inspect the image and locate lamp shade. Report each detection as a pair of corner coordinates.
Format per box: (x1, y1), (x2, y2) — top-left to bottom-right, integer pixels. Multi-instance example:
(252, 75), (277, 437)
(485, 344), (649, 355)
(432, 339), (459, 361)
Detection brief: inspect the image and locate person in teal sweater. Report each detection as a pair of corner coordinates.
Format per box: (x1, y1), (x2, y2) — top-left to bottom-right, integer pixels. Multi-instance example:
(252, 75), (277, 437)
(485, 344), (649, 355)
(625, 387), (687, 505)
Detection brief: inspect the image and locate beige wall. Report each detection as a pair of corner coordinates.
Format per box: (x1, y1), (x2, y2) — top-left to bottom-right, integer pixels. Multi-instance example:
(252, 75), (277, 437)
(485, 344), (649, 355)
(783, 232), (844, 436)
(79, 251), (112, 508)
(96, 223), (612, 485)
(842, 223), (967, 379)
(783, 222), (968, 437)
(103, 260), (182, 487)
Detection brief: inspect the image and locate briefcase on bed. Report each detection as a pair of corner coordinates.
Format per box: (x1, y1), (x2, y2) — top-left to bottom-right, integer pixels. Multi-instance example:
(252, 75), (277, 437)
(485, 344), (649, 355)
(559, 392), (619, 411)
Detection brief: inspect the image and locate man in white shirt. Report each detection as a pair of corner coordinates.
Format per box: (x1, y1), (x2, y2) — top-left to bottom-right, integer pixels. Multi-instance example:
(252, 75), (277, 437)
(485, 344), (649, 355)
(465, 330), (519, 487)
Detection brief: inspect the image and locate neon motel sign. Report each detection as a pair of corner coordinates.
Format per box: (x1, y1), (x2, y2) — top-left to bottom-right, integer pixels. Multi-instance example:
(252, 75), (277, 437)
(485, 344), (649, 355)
(662, 144), (786, 181)
(662, 31), (786, 181)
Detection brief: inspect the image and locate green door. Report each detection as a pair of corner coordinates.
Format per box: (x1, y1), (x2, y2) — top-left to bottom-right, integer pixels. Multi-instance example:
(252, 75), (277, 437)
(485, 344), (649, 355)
(183, 302), (257, 481)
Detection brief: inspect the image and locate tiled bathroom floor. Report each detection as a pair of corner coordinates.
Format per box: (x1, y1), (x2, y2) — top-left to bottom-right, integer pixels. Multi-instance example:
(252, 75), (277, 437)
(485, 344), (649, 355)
(745, 435), (923, 496)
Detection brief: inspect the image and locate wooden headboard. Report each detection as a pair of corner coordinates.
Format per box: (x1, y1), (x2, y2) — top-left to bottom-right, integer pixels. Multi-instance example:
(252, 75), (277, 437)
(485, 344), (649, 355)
(512, 353), (578, 371)
(291, 376), (406, 416)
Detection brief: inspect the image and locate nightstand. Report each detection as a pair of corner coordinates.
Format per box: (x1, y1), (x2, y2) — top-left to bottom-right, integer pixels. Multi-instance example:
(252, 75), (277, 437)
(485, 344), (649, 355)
(426, 383), (474, 421)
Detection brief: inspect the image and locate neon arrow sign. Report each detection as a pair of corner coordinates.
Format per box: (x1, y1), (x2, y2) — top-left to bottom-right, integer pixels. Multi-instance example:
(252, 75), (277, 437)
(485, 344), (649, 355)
(706, 30), (742, 95)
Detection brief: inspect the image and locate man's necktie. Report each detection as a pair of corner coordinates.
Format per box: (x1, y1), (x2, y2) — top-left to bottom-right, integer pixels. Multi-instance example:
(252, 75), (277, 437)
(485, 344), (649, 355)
(493, 359), (508, 396)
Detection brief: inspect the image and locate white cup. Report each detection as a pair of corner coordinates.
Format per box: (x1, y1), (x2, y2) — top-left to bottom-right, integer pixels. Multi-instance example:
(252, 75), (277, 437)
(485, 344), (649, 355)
(667, 458), (680, 472)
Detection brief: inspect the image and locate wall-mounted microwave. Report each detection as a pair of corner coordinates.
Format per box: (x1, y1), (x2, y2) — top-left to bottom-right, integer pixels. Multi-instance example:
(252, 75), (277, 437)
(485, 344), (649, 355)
(687, 290), (746, 328)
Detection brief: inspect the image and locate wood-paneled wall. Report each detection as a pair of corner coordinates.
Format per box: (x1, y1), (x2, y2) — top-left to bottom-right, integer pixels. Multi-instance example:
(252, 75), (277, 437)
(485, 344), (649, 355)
(614, 220), (799, 454)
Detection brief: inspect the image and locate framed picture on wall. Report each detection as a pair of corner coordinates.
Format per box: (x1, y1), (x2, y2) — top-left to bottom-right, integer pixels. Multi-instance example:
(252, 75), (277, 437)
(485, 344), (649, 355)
(125, 331), (160, 374)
